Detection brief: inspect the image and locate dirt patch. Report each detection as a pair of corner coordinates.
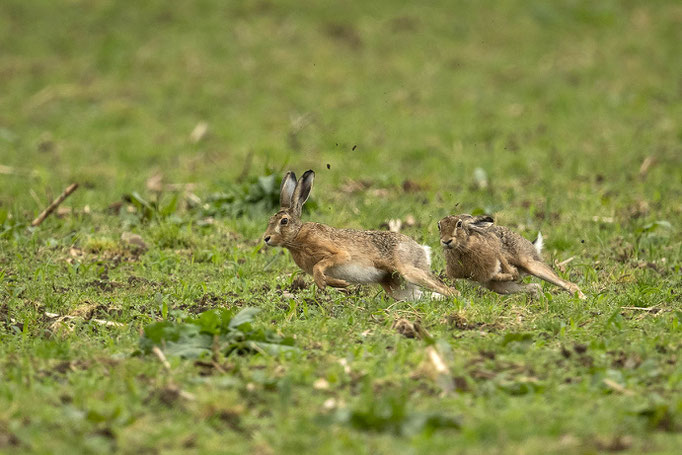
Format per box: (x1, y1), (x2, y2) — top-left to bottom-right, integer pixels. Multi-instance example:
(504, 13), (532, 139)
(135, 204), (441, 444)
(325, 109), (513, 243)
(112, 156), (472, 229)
(277, 276), (308, 296)
(0, 424), (20, 448)
(389, 16), (419, 33)
(67, 246), (144, 266)
(324, 23), (362, 49)
(561, 346), (572, 358)
(288, 276), (307, 292)
(392, 318), (425, 339)
(609, 350), (642, 369)
(594, 435), (633, 452)
(176, 292), (242, 314)
(194, 360), (234, 376)
(127, 275), (161, 287)
(609, 237), (635, 263)
(41, 357), (120, 378)
(70, 301), (123, 320)
(573, 343), (588, 354)
(85, 279), (124, 292)
(339, 179), (373, 194)
(452, 376), (470, 392)
(479, 350), (496, 360)
(51, 284), (69, 294)
(578, 355), (594, 368)
(401, 179), (424, 193)
(444, 313), (500, 332)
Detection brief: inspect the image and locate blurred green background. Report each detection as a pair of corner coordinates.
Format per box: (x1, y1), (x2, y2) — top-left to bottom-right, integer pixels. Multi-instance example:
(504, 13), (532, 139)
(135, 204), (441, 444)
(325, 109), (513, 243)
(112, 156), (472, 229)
(2, 0), (679, 212)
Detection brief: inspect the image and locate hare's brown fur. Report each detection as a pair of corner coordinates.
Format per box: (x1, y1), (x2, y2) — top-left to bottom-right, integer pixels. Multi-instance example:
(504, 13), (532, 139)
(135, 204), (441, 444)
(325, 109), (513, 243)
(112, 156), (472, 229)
(264, 170), (457, 300)
(438, 214), (585, 299)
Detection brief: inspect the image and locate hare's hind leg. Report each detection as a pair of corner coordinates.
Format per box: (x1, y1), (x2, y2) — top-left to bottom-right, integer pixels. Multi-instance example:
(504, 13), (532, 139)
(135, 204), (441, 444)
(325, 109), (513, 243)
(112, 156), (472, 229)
(396, 264), (458, 297)
(521, 260), (586, 299)
(380, 274), (429, 301)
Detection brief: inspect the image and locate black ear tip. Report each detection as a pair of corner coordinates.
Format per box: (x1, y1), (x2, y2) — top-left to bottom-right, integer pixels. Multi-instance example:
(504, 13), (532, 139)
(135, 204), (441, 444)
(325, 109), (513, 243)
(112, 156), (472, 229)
(303, 169), (315, 177)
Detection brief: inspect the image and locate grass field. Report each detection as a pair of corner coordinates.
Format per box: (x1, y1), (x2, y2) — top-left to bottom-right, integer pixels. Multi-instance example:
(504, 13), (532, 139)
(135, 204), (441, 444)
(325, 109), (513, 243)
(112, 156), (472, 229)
(1, 0), (681, 453)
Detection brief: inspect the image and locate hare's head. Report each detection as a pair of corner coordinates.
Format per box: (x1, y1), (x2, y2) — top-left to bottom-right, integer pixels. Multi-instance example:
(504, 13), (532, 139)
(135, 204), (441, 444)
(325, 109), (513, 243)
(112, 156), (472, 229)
(438, 214), (494, 249)
(263, 170), (314, 247)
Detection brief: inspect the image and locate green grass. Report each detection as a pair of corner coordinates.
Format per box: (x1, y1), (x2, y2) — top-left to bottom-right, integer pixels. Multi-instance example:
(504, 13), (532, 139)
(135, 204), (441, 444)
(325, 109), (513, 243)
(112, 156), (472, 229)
(1, 0), (681, 453)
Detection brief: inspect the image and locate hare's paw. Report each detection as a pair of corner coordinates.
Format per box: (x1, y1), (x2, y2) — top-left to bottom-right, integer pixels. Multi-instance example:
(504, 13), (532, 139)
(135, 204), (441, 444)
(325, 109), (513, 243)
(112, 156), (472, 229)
(428, 292), (447, 300)
(526, 283), (542, 298)
(573, 287), (587, 300)
(491, 272), (517, 282)
(313, 270), (328, 290)
(326, 277), (351, 288)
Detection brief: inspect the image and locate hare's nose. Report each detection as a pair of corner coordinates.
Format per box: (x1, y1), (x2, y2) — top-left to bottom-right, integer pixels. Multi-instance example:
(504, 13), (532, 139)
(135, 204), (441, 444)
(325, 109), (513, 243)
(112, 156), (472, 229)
(441, 239), (453, 246)
(264, 236), (271, 243)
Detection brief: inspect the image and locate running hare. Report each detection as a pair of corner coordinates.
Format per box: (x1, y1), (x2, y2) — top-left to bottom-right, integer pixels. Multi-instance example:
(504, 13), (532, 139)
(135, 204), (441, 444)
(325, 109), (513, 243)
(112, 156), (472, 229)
(438, 214), (585, 299)
(263, 170), (457, 300)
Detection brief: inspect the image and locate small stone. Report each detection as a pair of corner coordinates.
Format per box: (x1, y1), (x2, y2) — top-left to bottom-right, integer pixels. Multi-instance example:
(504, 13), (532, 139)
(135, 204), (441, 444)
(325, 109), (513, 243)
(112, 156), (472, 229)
(121, 232), (148, 251)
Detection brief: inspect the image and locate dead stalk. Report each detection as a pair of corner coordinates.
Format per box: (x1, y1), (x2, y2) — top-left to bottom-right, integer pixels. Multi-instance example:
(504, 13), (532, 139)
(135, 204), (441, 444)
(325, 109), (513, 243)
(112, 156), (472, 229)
(152, 346), (172, 370)
(31, 183), (79, 227)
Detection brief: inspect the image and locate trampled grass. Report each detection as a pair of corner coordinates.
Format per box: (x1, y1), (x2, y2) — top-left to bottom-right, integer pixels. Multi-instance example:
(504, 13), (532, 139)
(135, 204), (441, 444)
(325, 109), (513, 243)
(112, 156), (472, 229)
(1, 0), (681, 453)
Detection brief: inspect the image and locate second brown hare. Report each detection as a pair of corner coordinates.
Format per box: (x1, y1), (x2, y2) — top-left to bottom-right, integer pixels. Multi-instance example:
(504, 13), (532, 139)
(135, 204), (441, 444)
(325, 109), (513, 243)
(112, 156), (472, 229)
(263, 170), (458, 300)
(438, 214), (586, 299)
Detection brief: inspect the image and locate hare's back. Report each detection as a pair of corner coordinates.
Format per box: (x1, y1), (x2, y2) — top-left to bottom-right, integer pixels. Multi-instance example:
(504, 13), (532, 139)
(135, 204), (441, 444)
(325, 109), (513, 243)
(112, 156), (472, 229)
(492, 226), (541, 260)
(304, 224), (429, 267)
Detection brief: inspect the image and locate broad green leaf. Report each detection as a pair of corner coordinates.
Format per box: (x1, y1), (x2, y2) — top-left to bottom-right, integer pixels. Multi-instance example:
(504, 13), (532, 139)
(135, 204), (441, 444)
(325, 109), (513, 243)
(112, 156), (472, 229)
(229, 307), (260, 329)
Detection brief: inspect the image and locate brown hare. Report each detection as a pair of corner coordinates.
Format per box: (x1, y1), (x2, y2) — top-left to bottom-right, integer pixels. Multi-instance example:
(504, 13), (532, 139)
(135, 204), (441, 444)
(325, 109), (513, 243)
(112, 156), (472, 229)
(263, 170), (457, 300)
(438, 214), (586, 299)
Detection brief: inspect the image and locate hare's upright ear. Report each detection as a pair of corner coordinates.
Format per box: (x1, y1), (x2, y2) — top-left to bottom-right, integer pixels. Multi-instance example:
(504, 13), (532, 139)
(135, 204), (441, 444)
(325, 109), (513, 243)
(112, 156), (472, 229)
(280, 171), (297, 208)
(291, 170), (314, 217)
(471, 215), (494, 228)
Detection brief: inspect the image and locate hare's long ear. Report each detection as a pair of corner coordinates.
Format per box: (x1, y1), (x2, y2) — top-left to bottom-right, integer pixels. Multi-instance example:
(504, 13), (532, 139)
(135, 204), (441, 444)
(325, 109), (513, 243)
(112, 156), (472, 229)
(465, 215), (494, 234)
(291, 170), (314, 217)
(280, 171), (297, 208)
(472, 215), (494, 228)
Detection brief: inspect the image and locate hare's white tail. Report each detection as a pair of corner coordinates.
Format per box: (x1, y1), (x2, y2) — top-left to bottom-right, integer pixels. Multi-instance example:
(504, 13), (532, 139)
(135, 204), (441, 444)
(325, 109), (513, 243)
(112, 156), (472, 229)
(533, 232), (543, 255)
(421, 245), (432, 266)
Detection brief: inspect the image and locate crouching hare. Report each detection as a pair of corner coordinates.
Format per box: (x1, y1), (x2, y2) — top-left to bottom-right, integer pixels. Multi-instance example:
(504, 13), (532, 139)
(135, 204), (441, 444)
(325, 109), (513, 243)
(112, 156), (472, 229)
(438, 214), (585, 299)
(263, 170), (457, 300)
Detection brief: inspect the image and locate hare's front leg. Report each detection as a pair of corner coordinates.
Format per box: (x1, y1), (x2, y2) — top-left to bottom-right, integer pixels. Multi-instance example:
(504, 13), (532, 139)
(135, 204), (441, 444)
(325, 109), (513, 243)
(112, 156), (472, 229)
(489, 257), (519, 282)
(312, 254), (351, 290)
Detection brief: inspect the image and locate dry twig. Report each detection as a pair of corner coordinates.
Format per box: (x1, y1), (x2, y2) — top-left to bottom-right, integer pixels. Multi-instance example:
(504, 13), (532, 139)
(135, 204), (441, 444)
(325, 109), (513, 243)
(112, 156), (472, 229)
(152, 346), (172, 370)
(31, 183), (78, 227)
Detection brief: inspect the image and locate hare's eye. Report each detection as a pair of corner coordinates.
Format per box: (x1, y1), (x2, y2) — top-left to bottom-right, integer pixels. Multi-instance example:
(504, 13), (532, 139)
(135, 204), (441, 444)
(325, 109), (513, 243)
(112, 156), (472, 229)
(280, 218), (288, 225)
(456, 220), (463, 228)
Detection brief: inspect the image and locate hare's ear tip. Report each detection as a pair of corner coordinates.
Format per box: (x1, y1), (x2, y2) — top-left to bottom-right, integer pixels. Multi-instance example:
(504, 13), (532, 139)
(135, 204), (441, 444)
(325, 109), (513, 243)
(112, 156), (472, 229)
(303, 169), (315, 176)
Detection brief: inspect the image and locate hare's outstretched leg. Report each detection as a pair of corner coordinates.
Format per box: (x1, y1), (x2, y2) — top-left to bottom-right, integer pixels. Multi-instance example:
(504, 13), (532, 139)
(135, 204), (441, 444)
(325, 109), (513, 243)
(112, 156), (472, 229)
(484, 280), (541, 296)
(312, 254), (351, 290)
(396, 264), (458, 297)
(380, 275), (424, 301)
(520, 260), (586, 299)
